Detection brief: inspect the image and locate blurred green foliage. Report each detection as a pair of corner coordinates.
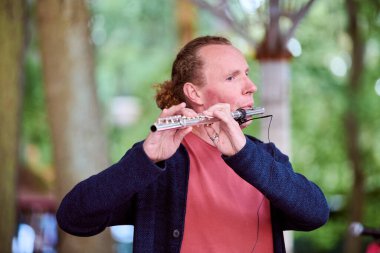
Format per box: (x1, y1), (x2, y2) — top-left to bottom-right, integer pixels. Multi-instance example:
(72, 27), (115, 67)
(21, 0), (380, 252)
(290, 0), (380, 252)
(21, 11), (52, 170)
(90, 0), (178, 160)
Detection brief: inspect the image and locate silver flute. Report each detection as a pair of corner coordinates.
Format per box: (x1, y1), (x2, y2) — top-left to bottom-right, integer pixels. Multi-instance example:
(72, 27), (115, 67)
(150, 107), (265, 132)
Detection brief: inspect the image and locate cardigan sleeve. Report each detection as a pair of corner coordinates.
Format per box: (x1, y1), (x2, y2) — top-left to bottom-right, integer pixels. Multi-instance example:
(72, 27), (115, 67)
(56, 141), (166, 236)
(223, 136), (329, 231)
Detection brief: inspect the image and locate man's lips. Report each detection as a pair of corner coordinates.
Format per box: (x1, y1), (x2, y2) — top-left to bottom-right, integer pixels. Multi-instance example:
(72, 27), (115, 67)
(240, 103), (254, 109)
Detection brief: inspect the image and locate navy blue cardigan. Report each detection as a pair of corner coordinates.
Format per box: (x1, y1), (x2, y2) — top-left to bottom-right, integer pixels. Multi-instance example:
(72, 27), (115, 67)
(56, 136), (329, 253)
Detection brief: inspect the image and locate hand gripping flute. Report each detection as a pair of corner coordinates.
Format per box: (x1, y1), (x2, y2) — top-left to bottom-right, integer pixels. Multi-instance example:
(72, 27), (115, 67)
(150, 107), (265, 132)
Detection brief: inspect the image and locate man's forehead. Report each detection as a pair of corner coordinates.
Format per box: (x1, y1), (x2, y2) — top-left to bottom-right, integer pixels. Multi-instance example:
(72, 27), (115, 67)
(199, 44), (247, 69)
(198, 44), (237, 57)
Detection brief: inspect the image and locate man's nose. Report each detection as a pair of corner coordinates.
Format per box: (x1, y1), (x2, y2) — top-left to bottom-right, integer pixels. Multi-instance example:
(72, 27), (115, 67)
(244, 77), (257, 95)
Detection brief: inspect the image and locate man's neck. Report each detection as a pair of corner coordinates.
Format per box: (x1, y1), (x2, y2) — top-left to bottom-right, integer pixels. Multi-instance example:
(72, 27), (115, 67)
(191, 126), (216, 147)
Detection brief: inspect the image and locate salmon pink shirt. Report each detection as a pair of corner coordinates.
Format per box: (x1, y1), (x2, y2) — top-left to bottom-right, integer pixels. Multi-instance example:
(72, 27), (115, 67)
(181, 132), (273, 253)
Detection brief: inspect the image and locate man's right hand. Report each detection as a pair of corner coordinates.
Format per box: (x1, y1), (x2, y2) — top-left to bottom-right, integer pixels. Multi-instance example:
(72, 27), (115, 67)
(143, 103), (196, 163)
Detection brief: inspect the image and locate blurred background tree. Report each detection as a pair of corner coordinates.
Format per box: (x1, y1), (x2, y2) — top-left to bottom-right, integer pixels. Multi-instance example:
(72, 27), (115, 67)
(342, 0), (380, 252)
(290, 0), (380, 252)
(0, 0), (25, 252)
(36, 0), (111, 252)
(3, 0), (379, 252)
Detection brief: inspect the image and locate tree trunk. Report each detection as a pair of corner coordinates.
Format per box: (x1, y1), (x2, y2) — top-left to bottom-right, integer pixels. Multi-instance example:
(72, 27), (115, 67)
(259, 61), (291, 156)
(36, 0), (112, 252)
(343, 0), (366, 252)
(259, 60), (293, 253)
(0, 0), (25, 252)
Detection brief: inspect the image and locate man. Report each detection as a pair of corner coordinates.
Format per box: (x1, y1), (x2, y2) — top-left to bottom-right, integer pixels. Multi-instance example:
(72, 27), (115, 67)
(57, 35), (329, 253)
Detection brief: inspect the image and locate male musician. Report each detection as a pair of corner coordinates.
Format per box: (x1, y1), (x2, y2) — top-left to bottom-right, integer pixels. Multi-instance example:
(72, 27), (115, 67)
(57, 35), (329, 253)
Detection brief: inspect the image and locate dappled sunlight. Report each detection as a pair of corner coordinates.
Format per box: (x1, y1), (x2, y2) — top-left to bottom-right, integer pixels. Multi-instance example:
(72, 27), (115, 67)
(375, 78), (380, 96)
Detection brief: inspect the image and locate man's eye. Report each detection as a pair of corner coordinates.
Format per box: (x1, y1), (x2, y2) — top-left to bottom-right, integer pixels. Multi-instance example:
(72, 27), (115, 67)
(226, 76), (234, 81)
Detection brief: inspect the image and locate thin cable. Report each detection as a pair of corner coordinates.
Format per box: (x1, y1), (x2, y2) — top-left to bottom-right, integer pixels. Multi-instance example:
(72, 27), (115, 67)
(240, 115), (272, 252)
(246, 115), (273, 143)
(250, 195), (265, 253)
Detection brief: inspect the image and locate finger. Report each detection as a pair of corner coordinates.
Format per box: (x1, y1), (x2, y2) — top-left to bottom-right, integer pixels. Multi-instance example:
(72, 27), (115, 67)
(204, 103), (231, 118)
(150, 103), (186, 136)
(175, 126), (193, 141)
(204, 108), (234, 129)
(213, 109), (234, 123)
(179, 107), (198, 118)
(160, 102), (186, 117)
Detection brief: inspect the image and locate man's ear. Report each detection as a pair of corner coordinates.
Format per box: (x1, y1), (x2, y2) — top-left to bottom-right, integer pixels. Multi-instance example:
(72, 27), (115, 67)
(183, 82), (203, 106)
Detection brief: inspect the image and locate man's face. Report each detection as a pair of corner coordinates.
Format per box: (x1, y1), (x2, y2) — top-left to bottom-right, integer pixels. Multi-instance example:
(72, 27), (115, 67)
(197, 44), (257, 112)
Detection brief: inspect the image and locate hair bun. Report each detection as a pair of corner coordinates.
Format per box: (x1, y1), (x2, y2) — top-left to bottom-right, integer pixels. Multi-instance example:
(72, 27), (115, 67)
(154, 81), (182, 109)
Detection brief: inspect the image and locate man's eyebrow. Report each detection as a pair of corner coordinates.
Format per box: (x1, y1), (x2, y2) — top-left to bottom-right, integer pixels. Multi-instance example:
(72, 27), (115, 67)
(227, 68), (249, 76)
(224, 70), (240, 78)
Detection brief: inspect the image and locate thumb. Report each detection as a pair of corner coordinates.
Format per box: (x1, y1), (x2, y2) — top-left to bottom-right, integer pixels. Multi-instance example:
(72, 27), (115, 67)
(174, 127), (193, 143)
